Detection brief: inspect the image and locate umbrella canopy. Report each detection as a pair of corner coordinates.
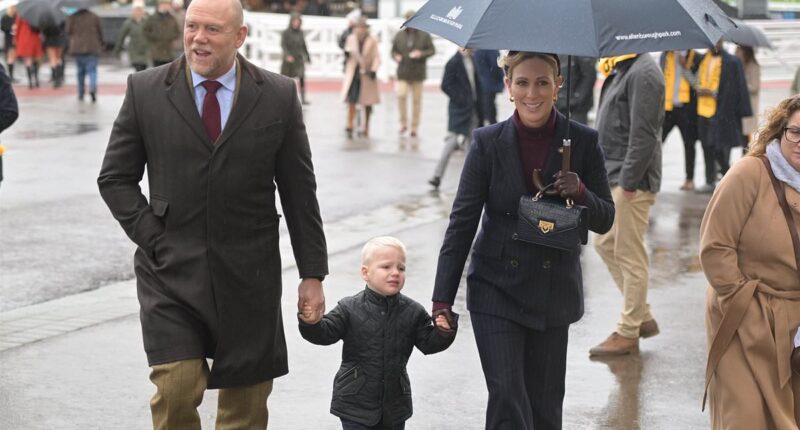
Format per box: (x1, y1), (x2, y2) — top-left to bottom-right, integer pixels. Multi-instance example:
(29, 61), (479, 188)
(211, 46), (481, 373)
(56, 0), (98, 10)
(725, 19), (772, 48)
(17, 0), (66, 28)
(404, 0), (734, 57)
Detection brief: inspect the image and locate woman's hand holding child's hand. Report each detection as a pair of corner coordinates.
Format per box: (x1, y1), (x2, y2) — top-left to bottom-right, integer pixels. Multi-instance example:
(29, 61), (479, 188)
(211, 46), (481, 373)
(435, 315), (451, 331)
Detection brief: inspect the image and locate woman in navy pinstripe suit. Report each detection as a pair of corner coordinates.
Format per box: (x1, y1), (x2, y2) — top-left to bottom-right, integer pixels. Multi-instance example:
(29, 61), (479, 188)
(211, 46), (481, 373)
(431, 51), (615, 429)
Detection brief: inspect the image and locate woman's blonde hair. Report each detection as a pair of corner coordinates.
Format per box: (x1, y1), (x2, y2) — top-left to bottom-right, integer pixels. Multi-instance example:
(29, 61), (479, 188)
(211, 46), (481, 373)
(749, 94), (800, 157)
(498, 51), (561, 81)
(361, 236), (406, 265)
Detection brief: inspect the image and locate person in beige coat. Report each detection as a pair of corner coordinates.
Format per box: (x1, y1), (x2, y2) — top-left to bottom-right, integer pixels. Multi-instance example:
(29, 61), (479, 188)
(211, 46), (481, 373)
(736, 45), (761, 148)
(341, 17), (380, 138)
(700, 94), (800, 429)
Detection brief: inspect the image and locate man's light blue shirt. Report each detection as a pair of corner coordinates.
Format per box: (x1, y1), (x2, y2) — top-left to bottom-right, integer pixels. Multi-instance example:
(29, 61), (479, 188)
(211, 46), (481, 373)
(191, 62), (237, 132)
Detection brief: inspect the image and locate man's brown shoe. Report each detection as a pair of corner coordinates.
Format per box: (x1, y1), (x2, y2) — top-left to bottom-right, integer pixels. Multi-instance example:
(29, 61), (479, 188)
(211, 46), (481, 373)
(639, 319), (660, 338)
(589, 332), (639, 356)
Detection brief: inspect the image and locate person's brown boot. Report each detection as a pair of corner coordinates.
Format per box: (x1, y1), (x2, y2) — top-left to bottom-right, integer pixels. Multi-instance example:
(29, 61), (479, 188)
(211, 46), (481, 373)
(639, 319), (660, 338)
(589, 332), (639, 356)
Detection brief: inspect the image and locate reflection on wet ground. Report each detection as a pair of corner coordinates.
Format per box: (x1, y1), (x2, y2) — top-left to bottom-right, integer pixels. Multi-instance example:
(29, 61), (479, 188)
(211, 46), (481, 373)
(14, 123), (99, 140)
(591, 354), (646, 430)
(648, 192), (711, 282)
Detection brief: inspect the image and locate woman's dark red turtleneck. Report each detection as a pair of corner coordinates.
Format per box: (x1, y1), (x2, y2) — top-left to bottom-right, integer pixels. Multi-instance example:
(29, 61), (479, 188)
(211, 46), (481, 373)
(513, 107), (557, 193)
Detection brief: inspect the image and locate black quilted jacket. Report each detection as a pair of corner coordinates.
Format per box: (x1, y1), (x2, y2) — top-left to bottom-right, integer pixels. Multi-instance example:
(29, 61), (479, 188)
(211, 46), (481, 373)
(299, 286), (456, 426)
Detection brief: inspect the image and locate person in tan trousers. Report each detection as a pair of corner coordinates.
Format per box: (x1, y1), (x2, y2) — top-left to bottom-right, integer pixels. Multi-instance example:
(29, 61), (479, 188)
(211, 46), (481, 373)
(589, 54), (665, 356)
(700, 95), (800, 429)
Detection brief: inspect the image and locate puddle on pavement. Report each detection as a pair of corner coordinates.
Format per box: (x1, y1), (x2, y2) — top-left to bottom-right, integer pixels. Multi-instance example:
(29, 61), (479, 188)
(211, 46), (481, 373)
(15, 123), (99, 140)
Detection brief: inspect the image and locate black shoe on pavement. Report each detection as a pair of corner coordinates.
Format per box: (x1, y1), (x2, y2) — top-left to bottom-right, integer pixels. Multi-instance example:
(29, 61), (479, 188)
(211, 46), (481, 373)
(428, 177), (441, 189)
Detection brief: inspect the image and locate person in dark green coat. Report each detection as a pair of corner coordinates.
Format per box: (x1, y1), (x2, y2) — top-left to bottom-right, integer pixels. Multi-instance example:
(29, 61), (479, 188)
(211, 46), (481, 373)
(391, 10), (435, 137)
(113, 3), (150, 72)
(281, 13), (311, 105)
(143, 0), (181, 67)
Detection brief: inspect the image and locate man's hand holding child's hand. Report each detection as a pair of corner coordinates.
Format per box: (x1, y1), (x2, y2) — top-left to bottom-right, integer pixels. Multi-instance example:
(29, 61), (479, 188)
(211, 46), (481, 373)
(298, 303), (317, 324)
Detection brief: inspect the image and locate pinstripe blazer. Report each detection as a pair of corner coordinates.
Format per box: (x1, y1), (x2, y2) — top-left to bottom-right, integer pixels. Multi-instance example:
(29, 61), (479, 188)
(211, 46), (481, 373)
(432, 112), (615, 329)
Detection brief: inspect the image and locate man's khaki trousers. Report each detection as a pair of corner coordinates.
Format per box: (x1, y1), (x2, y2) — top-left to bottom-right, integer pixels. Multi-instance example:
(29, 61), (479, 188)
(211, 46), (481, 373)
(149, 359), (273, 430)
(396, 80), (423, 132)
(594, 186), (657, 339)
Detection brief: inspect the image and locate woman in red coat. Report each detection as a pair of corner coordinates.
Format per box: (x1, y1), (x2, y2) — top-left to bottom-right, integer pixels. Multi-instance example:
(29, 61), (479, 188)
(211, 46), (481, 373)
(14, 16), (43, 89)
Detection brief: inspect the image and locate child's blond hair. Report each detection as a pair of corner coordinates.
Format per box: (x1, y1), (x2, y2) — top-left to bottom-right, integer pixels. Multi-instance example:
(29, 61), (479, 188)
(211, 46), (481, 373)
(361, 236), (406, 265)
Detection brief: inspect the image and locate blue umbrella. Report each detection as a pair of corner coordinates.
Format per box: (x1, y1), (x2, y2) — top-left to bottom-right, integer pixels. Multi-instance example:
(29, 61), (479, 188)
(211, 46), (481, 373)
(404, 0), (735, 57)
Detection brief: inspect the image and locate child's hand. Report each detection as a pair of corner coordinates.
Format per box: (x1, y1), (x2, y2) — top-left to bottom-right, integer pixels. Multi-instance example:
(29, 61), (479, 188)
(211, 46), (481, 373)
(432, 309), (458, 333)
(298, 303), (317, 324)
(435, 315), (450, 331)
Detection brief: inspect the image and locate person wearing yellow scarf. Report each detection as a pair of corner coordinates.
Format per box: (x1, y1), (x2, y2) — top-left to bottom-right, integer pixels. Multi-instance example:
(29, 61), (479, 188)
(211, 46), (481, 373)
(694, 41), (752, 194)
(660, 50), (701, 191)
(590, 53), (665, 357)
(597, 54), (637, 78)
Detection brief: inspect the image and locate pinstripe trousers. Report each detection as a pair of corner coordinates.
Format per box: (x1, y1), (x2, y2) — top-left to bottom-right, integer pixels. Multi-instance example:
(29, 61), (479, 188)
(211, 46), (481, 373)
(471, 312), (569, 430)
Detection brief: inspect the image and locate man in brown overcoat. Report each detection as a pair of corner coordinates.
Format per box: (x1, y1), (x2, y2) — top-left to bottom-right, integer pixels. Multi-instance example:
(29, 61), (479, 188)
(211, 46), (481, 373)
(97, 0), (328, 427)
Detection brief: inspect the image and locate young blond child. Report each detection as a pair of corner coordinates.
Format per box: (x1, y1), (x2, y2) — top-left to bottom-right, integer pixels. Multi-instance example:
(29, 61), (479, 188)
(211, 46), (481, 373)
(299, 236), (457, 430)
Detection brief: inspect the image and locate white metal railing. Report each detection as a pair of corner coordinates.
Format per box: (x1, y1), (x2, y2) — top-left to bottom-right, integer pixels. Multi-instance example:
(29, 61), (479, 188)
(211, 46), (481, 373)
(241, 13), (800, 83)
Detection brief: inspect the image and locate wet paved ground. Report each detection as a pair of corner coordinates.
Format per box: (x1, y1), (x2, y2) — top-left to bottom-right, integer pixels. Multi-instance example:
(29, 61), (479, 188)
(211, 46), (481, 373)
(0, 59), (796, 428)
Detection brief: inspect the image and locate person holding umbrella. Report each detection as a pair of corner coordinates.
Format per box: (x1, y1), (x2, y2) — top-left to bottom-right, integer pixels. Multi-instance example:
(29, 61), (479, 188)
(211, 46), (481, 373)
(430, 51), (614, 429)
(590, 52), (665, 356)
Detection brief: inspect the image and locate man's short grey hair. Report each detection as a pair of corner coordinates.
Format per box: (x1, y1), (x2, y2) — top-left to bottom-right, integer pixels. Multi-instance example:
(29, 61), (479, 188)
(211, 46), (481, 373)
(361, 236), (406, 265)
(231, 0), (244, 27)
(187, 0), (244, 28)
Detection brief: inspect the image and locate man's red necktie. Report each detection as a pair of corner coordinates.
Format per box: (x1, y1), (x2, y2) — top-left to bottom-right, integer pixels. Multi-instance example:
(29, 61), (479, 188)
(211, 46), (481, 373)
(201, 80), (223, 143)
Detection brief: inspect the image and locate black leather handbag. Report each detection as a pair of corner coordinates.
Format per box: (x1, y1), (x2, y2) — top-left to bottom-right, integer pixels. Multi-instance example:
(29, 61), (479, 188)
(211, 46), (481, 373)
(515, 136), (588, 252)
(515, 183), (587, 252)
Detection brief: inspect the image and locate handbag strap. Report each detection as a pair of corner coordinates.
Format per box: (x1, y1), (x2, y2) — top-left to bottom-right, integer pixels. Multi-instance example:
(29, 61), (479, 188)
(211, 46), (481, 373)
(761, 156), (800, 283)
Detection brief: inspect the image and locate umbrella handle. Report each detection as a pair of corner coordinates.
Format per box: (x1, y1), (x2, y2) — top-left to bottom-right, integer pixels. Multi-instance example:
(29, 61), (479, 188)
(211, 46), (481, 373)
(532, 169), (558, 196)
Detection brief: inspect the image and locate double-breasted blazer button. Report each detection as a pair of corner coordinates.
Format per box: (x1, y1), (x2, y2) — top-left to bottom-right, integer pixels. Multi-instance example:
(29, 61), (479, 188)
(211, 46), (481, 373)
(512, 233), (518, 240)
(510, 259), (519, 267)
(542, 260), (551, 269)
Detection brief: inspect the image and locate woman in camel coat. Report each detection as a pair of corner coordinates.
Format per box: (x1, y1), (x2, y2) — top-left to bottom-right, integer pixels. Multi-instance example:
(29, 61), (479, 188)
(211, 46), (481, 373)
(341, 17), (380, 138)
(700, 94), (800, 429)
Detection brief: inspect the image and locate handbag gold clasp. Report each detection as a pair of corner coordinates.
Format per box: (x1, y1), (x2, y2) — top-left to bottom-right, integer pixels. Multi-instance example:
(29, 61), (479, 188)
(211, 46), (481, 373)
(538, 220), (555, 233)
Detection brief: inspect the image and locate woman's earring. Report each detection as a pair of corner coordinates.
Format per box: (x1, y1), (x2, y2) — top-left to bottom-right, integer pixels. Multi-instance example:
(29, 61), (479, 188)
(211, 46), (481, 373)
(553, 96), (557, 102)
(509, 96), (515, 102)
